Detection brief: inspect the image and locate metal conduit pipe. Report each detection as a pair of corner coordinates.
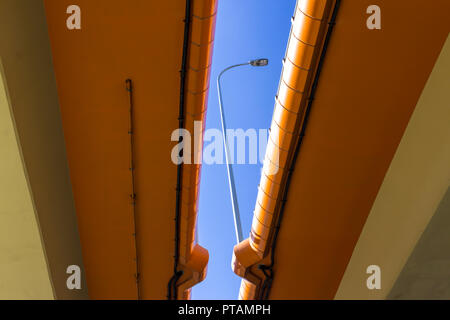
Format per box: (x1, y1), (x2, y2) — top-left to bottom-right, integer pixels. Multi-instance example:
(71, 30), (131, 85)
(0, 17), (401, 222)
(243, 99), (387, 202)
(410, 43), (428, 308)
(258, 1), (341, 300)
(167, 0), (192, 300)
(231, 0), (340, 300)
(168, 0), (217, 300)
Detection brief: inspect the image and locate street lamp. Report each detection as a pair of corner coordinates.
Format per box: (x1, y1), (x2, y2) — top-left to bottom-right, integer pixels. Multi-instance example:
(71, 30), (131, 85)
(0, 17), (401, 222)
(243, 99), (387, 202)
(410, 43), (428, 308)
(217, 58), (269, 244)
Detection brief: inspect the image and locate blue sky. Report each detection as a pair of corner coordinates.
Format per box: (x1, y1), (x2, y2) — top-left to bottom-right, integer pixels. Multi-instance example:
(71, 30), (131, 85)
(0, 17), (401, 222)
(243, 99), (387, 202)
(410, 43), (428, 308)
(192, 0), (296, 300)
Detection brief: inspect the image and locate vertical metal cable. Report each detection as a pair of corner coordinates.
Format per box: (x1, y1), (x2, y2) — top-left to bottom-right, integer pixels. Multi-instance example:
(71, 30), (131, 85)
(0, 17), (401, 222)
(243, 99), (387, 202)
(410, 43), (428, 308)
(126, 79), (141, 300)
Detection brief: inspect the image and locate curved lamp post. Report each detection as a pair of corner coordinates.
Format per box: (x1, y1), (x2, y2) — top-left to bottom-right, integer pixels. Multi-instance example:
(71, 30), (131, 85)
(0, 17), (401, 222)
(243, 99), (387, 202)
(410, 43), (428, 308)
(217, 58), (269, 244)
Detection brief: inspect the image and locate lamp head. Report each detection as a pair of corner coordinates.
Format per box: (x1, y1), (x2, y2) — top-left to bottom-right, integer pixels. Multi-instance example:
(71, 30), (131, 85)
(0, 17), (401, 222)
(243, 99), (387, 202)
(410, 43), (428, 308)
(249, 58), (269, 67)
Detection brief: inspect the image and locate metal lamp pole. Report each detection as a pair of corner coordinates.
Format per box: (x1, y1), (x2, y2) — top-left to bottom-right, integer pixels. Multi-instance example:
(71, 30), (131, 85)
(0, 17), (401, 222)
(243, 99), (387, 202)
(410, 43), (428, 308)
(217, 58), (269, 244)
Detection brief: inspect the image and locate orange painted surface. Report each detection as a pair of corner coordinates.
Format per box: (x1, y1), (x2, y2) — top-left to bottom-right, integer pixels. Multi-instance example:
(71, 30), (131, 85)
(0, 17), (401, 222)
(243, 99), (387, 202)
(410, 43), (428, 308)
(232, 0), (334, 299)
(234, 0), (450, 299)
(44, 0), (216, 299)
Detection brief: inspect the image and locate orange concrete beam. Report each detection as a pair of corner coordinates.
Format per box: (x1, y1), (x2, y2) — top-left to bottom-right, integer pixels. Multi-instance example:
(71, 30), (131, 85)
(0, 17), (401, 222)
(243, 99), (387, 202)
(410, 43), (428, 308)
(232, 0), (450, 300)
(231, 0), (335, 300)
(44, 0), (216, 299)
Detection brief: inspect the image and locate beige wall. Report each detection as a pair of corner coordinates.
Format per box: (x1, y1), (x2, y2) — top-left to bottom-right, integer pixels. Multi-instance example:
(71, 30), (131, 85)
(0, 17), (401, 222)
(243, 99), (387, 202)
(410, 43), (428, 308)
(388, 187), (450, 299)
(0, 0), (88, 299)
(335, 34), (450, 299)
(0, 61), (54, 299)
